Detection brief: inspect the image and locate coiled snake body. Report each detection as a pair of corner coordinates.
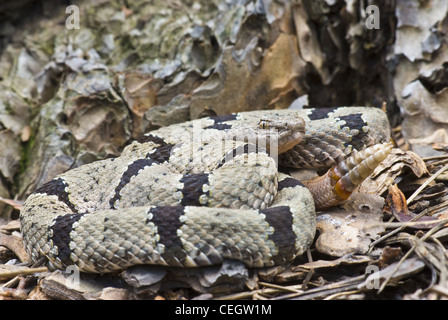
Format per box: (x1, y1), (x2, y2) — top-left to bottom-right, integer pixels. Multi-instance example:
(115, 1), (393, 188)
(20, 107), (391, 273)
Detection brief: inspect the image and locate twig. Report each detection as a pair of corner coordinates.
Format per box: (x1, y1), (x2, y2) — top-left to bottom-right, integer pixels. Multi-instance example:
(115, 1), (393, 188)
(270, 275), (365, 300)
(368, 209), (432, 251)
(422, 155), (448, 162)
(1, 276), (20, 288)
(215, 284), (304, 300)
(430, 284), (448, 297)
(377, 220), (448, 294)
(258, 281), (303, 294)
(369, 163), (448, 254)
(0, 267), (48, 280)
(301, 269), (314, 290)
(406, 163), (448, 205)
(368, 217), (448, 229)
(324, 289), (361, 300)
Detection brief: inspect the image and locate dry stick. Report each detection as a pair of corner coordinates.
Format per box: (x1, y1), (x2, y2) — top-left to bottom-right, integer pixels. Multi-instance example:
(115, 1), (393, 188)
(258, 281), (303, 294)
(377, 219), (448, 294)
(422, 155), (448, 162)
(301, 247), (315, 290)
(429, 236), (448, 285)
(368, 163), (448, 252)
(253, 292), (269, 300)
(373, 164), (448, 293)
(324, 289), (361, 300)
(216, 285), (301, 300)
(301, 269), (315, 290)
(1, 276), (19, 288)
(368, 209), (431, 252)
(406, 162), (448, 204)
(376, 217), (448, 229)
(0, 267), (48, 280)
(425, 200), (448, 216)
(430, 284), (448, 297)
(269, 274), (365, 300)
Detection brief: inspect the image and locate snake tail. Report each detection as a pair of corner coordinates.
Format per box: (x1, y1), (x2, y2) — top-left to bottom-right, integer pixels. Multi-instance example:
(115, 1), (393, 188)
(304, 142), (393, 210)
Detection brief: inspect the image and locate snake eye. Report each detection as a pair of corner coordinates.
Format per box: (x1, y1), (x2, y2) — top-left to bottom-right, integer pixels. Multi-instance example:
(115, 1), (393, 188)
(259, 119), (269, 129)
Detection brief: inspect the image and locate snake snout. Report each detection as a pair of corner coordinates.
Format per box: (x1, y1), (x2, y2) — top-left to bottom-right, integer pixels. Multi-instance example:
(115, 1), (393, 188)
(259, 116), (305, 134)
(258, 116), (305, 154)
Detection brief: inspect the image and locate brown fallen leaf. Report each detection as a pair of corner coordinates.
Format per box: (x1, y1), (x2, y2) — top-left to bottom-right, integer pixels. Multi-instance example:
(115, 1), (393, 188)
(432, 142), (448, 152)
(383, 184), (443, 229)
(0, 233), (29, 263)
(37, 270), (129, 300)
(357, 148), (428, 196)
(383, 184), (410, 217)
(189, 32), (306, 119)
(27, 285), (53, 300)
(0, 287), (28, 300)
(294, 255), (372, 271)
(0, 265), (47, 281)
(0, 219), (21, 232)
(358, 257), (426, 292)
(120, 72), (162, 137)
(315, 193), (386, 257)
(0, 197), (22, 211)
(376, 246), (402, 269)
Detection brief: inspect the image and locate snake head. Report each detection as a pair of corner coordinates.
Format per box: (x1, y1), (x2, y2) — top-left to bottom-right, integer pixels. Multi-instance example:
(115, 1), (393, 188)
(257, 116), (305, 154)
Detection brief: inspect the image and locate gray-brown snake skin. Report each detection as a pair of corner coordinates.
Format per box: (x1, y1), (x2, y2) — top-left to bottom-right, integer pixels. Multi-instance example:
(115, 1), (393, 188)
(20, 107), (391, 273)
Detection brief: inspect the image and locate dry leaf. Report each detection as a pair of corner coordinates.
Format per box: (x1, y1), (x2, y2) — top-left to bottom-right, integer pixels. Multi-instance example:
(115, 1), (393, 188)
(190, 32), (306, 118)
(0, 219), (21, 231)
(383, 184), (410, 217)
(0, 197), (23, 211)
(358, 257), (425, 290)
(384, 184), (448, 229)
(357, 148), (428, 196)
(394, 0), (447, 62)
(119, 72), (162, 137)
(376, 246), (402, 268)
(315, 193), (386, 257)
(295, 255), (372, 271)
(38, 270), (129, 300)
(0, 233), (29, 263)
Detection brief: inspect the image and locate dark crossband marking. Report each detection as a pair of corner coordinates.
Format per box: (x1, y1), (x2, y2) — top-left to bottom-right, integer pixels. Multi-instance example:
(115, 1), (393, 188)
(109, 140), (175, 208)
(147, 143), (174, 163)
(136, 134), (170, 146)
(338, 114), (368, 149)
(216, 143), (267, 169)
(204, 114), (237, 130)
(148, 206), (187, 266)
(109, 158), (155, 208)
(261, 206), (296, 265)
(307, 110), (369, 150)
(35, 178), (77, 213)
(136, 134), (175, 161)
(50, 213), (85, 266)
(307, 108), (334, 120)
(179, 173), (210, 206)
(278, 177), (305, 191)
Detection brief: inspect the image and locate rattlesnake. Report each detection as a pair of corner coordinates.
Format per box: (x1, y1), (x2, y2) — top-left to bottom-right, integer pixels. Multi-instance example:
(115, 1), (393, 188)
(20, 107), (391, 273)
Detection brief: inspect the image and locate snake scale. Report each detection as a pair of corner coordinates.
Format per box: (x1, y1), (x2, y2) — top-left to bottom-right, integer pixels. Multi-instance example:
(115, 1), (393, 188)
(20, 107), (392, 273)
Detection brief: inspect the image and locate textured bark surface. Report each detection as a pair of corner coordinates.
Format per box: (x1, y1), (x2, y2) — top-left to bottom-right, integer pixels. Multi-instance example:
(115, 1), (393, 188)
(1, 0), (446, 209)
(1, 0), (448, 300)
